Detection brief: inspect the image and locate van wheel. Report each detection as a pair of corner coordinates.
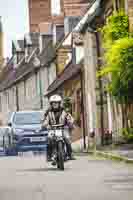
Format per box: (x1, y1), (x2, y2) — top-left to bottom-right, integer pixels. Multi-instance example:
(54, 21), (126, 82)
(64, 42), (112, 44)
(11, 148), (18, 156)
(5, 148), (18, 156)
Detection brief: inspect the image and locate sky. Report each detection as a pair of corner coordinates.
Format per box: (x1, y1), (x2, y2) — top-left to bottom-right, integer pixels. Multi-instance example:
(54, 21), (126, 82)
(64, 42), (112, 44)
(0, 0), (29, 58)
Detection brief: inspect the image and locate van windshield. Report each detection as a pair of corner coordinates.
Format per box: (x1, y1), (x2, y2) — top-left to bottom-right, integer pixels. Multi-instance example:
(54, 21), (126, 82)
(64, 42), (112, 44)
(13, 112), (43, 125)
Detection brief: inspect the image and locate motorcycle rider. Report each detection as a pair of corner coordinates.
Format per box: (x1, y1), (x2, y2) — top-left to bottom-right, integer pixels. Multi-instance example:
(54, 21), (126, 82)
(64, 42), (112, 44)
(42, 94), (75, 161)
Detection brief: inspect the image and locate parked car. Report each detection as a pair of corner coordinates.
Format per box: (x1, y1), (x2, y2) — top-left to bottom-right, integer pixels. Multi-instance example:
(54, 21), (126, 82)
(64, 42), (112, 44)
(7, 111), (48, 155)
(0, 126), (12, 156)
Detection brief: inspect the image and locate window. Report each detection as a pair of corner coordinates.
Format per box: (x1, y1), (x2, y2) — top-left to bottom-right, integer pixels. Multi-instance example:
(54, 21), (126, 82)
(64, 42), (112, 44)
(56, 25), (64, 43)
(51, 0), (61, 16)
(13, 112), (43, 125)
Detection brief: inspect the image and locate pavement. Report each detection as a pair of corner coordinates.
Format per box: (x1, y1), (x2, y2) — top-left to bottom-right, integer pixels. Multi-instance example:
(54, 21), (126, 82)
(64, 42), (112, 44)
(72, 138), (133, 162)
(105, 150), (133, 159)
(0, 153), (133, 199)
(93, 143), (133, 163)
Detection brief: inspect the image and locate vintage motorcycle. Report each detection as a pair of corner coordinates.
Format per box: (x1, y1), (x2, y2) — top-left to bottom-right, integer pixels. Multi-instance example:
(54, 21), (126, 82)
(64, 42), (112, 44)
(48, 124), (66, 170)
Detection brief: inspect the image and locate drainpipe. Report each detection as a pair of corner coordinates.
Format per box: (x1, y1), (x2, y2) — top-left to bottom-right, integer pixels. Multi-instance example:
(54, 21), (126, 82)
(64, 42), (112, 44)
(16, 86), (19, 111)
(39, 69), (43, 109)
(80, 71), (86, 150)
(94, 31), (104, 145)
(33, 56), (43, 109)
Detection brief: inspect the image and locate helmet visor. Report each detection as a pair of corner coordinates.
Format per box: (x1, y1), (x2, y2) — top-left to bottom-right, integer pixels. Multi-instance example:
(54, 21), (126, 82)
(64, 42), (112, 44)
(51, 102), (60, 109)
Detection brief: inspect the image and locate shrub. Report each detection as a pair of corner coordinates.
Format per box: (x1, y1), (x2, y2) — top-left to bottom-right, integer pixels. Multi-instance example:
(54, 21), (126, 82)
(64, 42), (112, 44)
(98, 37), (133, 103)
(98, 11), (133, 103)
(101, 11), (129, 48)
(121, 128), (133, 142)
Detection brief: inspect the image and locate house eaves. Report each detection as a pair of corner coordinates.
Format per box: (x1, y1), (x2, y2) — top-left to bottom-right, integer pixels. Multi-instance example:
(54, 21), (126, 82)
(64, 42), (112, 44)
(39, 41), (56, 67)
(45, 62), (81, 96)
(0, 44), (56, 92)
(26, 47), (38, 63)
(14, 57), (25, 69)
(73, 0), (102, 33)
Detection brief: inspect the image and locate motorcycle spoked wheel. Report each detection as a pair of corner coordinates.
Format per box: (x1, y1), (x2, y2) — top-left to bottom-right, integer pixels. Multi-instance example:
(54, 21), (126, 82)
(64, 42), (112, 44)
(57, 141), (64, 170)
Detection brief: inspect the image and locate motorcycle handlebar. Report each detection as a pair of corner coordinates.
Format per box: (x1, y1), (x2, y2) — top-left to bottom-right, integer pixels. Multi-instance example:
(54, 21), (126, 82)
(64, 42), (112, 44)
(51, 124), (64, 128)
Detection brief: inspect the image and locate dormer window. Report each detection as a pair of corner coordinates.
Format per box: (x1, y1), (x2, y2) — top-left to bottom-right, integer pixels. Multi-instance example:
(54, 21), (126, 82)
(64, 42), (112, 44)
(24, 34), (32, 62)
(51, 0), (61, 16)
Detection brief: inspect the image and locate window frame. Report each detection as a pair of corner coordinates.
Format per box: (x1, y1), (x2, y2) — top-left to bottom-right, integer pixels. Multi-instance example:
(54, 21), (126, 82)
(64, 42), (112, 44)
(51, 0), (61, 16)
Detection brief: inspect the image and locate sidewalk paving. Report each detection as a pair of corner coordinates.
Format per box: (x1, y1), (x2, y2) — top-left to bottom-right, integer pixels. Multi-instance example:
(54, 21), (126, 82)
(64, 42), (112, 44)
(72, 139), (133, 163)
(90, 144), (133, 164)
(106, 150), (133, 159)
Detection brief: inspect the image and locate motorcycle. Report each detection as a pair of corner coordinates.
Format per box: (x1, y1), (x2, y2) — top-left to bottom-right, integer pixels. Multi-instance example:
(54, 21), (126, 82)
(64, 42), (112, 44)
(48, 124), (65, 170)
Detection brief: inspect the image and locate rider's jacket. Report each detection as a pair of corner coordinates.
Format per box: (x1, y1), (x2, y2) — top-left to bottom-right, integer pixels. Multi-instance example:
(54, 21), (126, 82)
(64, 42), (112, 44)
(42, 107), (74, 129)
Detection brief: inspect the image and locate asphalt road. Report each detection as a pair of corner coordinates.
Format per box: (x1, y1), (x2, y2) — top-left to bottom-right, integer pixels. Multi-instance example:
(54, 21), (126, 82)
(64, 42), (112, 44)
(0, 153), (133, 200)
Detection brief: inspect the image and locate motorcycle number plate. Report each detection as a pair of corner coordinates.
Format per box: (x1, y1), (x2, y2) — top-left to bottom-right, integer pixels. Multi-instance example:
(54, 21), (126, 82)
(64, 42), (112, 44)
(55, 130), (62, 137)
(48, 130), (54, 137)
(30, 137), (46, 142)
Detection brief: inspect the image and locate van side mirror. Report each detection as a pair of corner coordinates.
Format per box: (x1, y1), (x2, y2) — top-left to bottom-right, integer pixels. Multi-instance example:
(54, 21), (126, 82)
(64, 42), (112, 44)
(8, 122), (12, 127)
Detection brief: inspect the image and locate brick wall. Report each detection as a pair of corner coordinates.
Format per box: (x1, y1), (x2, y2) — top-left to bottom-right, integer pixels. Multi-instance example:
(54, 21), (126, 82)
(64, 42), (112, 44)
(63, 0), (89, 17)
(29, 0), (51, 32)
(28, 0), (89, 32)
(29, 0), (65, 32)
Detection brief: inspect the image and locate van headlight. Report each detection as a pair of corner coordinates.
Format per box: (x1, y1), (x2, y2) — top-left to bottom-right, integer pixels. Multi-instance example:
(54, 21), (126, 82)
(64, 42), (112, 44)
(13, 128), (24, 135)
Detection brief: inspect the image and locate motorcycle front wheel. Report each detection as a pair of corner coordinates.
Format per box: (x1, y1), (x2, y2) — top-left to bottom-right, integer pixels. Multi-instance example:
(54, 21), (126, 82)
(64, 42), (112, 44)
(57, 141), (64, 170)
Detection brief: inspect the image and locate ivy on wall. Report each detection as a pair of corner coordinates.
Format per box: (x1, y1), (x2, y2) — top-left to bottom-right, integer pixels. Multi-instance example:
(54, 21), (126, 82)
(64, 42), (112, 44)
(98, 11), (133, 104)
(101, 11), (129, 48)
